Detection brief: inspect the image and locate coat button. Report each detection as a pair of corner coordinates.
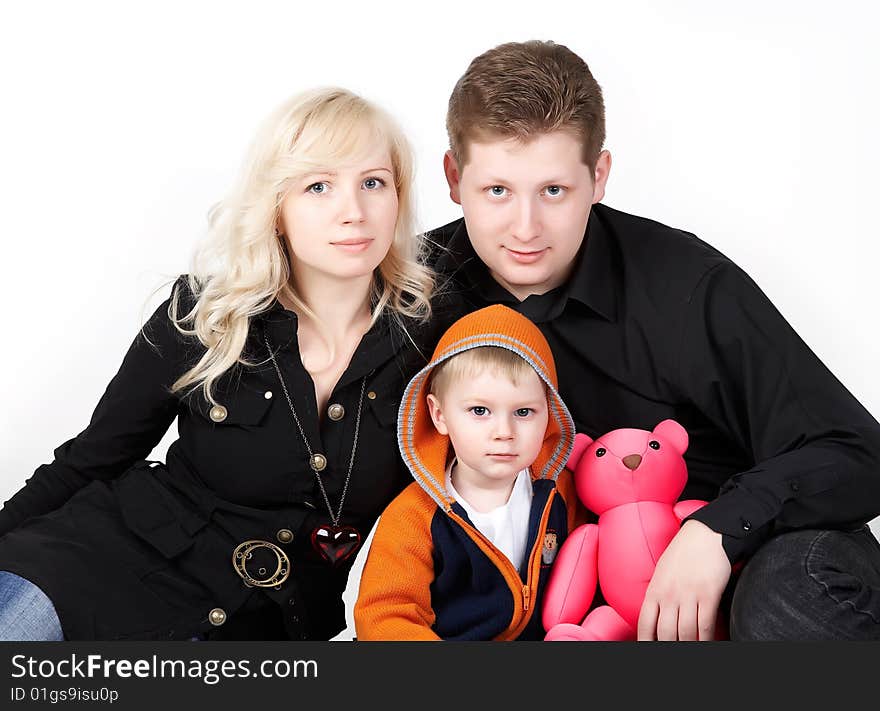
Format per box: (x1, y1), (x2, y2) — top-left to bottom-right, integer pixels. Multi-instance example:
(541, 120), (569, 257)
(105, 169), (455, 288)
(742, 520), (752, 531)
(209, 608), (227, 626)
(277, 529), (294, 544)
(310, 453), (327, 472)
(264, 391), (273, 399)
(367, 391), (377, 400)
(209, 405), (227, 422)
(327, 403), (345, 421)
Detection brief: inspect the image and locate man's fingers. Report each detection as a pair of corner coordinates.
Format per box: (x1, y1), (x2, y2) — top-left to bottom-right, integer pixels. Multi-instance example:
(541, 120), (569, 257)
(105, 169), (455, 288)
(697, 600), (718, 641)
(677, 601), (698, 641)
(657, 603), (679, 641)
(637, 598), (660, 641)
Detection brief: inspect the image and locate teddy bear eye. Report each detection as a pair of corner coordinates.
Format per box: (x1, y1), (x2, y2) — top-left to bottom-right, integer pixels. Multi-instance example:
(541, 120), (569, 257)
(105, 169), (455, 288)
(595, 448), (606, 457)
(649, 440), (660, 450)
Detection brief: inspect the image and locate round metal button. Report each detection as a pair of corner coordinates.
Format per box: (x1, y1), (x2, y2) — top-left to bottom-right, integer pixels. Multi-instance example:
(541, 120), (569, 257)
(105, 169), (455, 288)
(209, 608), (227, 626)
(310, 453), (327, 472)
(367, 391), (377, 400)
(264, 391), (273, 399)
(209, 405), (227, 423)
(742, 520), (752, 531)
(327, 403), (345, 421)
(276, 529), (294, 544)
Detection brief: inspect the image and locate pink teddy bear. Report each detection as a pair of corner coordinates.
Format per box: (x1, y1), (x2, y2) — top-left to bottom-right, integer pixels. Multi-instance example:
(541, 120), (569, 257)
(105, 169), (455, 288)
(543, 419), (710, 641)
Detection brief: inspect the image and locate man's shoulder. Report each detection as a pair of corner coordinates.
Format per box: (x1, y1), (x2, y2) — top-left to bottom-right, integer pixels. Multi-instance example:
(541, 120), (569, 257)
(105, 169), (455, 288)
(595, 203), (733, 299)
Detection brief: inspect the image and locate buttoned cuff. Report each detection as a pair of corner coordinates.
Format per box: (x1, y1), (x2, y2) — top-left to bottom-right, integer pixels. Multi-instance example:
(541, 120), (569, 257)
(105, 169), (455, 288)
(683, 486), (779, 563)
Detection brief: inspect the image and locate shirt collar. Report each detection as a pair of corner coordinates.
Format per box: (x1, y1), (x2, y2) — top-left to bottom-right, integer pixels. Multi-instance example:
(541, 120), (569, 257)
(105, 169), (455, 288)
(435, 207), (618, 323)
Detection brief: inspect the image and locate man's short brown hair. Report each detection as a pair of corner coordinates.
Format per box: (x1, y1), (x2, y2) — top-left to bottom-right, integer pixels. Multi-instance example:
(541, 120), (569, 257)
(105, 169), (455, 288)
(446, 40), (605, 170)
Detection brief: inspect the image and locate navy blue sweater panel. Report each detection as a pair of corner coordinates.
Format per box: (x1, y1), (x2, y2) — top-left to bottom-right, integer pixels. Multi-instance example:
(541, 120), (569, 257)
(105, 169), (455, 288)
(428, 479), (569, 640)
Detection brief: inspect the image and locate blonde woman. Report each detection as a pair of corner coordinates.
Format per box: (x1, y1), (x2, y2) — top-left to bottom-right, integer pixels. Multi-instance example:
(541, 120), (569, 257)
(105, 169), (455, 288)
(0, 88), (447, 640)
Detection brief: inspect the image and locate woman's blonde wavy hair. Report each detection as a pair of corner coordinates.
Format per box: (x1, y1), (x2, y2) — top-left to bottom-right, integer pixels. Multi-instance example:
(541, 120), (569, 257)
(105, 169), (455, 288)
(169, 87), (434, 405)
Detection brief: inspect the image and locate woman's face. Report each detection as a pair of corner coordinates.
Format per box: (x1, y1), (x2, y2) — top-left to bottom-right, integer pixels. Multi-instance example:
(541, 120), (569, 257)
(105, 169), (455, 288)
(279, 147), (398, 284)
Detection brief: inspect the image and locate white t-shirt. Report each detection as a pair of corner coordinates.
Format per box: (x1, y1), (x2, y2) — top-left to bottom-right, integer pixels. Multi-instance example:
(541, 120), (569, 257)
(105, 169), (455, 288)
(445, 461), (534, 572)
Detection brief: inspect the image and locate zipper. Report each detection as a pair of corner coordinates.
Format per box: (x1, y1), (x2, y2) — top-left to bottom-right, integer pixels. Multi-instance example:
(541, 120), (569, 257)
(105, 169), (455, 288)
(448, 488), (557, 639)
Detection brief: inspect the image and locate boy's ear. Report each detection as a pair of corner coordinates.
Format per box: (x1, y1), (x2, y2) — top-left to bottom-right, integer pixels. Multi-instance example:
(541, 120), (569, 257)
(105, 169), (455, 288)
(443, 150), (462, 205)
(590, 150), (612, 205)
(426, 394), (449, 435)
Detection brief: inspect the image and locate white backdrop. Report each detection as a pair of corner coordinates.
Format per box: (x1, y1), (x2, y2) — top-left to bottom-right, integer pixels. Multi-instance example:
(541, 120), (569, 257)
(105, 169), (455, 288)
(1, 1), (878, 640)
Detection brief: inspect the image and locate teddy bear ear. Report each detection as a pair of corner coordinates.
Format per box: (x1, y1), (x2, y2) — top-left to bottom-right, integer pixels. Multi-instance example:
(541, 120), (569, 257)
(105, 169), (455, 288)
(653, 419), (688, 455)
(566, 432), (594, 470)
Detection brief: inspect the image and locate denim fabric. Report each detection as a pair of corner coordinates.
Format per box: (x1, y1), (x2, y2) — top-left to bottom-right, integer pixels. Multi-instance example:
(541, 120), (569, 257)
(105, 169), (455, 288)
(730, 526), (880, 640)
(0, 571), (64, 641)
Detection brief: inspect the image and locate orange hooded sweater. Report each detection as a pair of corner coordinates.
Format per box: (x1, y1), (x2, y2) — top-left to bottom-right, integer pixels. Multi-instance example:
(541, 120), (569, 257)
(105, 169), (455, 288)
(354, 305), (582, 640)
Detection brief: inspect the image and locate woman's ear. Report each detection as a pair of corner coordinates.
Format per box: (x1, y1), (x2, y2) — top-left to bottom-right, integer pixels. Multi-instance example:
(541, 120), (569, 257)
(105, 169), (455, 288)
(426, 393), (449, 435)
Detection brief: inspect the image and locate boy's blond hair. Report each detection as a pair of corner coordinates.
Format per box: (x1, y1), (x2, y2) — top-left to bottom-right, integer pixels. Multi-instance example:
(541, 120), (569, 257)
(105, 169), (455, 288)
(446, 40), (605, 171)
(428, 346), (546, 400)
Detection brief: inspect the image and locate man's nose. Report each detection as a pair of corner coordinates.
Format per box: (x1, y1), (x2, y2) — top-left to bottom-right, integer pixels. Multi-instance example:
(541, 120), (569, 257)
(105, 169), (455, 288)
(511, 198), (540, 243)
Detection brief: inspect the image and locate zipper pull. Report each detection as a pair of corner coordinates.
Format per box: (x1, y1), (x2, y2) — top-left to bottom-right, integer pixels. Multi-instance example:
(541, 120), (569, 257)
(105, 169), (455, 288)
(522, 585), (530, 611)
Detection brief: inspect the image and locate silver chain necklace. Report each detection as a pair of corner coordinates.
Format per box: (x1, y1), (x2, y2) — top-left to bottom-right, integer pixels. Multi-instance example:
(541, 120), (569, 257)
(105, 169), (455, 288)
(263, 332), (370, 526)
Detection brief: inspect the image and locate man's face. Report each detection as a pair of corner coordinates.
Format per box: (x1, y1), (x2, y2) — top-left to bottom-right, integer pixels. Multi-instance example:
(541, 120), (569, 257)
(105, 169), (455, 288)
(444, 131), (610, 301)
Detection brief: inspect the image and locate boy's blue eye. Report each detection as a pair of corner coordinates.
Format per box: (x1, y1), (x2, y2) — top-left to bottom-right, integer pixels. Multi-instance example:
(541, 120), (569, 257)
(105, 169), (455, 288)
(515, 408), (532, 417)
(307, 182), (328, 194)
(470, 406), (488, 416)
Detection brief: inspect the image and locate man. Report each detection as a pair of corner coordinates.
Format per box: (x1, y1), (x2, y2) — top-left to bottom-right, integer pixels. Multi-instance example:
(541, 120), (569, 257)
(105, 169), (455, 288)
(429, 39), (880, 640)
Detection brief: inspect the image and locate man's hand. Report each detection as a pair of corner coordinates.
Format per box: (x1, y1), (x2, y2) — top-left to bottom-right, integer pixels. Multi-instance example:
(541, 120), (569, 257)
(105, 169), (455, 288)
(637, 519), (731, 641)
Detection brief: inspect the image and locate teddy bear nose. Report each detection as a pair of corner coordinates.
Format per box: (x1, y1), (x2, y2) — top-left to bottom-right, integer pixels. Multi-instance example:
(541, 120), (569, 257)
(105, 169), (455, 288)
(622, 454), (642, 471)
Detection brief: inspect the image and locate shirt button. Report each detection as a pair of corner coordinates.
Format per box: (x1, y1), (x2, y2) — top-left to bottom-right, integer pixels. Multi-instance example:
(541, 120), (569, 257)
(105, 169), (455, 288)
(276, 529), (294, 544)
(310, 453), (327, 472)
(209, 405), (227, 423)
(741, 520), (752, 531)
(264, 391), (273, 400)
(327, 403), (345, 421)
(367, 391), (377, 400)
(790, 481), (800, 492)
(209, 608), (227, 626)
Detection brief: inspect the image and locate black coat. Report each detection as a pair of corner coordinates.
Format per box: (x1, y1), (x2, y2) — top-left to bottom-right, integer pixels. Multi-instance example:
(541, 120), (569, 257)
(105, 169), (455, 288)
(0, 276), (452, 640)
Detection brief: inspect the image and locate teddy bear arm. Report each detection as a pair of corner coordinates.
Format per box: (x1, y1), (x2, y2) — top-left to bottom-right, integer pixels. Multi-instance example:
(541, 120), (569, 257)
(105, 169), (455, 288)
(542, 523), (599, 631)
(673, 499), (709, 522)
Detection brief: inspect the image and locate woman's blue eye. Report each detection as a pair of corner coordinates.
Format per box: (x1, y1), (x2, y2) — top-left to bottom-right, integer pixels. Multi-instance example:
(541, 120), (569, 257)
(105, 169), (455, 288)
(363, 177), (385, 190)
(515, 408), (532, 417)
(470, 406), (488, 416)
(307, 182), (328, 194)
(545, 185), (563, 197)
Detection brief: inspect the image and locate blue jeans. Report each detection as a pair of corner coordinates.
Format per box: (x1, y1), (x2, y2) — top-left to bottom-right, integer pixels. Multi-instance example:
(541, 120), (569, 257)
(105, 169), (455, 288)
(729, 526), (880, 640)
(0, 571), (64, 641)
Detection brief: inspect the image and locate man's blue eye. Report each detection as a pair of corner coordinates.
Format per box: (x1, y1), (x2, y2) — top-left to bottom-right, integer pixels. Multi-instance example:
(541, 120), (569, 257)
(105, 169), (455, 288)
(545, 185), (563, 197)
(490, 186), (506, 197)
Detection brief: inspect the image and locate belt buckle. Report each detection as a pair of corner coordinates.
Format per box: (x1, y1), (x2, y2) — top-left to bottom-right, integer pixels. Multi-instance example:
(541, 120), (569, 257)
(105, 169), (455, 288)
(232, 539), (291, 589)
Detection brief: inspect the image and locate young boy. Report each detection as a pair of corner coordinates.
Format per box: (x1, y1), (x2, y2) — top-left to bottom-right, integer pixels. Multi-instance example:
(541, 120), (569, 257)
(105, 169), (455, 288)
(354, 304), (579, 640)
(429, 40), (880, 640)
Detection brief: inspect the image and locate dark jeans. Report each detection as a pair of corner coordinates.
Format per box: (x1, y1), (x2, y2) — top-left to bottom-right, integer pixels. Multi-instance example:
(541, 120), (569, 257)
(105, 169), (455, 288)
(728, 526), (880, 640)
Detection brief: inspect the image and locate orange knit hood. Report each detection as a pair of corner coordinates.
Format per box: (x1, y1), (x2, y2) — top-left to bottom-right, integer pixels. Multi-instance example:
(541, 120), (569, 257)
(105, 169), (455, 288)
(397, 305), (576, 510)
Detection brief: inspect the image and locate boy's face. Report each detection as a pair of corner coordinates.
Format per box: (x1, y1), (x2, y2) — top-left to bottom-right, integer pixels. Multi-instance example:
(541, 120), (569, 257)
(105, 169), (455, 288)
(426, 366), (549, 489)
(444, 131), (610, 301)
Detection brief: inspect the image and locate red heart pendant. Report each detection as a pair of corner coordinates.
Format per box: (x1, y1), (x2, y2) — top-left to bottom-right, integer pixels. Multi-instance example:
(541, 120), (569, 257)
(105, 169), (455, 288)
(310, 525), (362, 566)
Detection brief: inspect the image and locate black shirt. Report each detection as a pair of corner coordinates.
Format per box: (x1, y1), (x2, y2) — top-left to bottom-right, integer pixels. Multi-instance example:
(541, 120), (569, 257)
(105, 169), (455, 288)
(430, 203), (880, 562)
